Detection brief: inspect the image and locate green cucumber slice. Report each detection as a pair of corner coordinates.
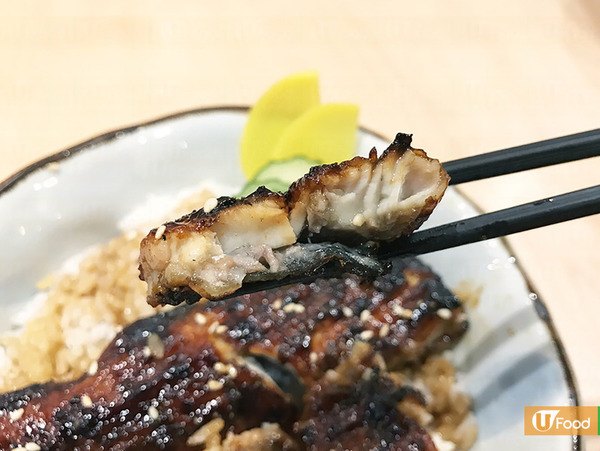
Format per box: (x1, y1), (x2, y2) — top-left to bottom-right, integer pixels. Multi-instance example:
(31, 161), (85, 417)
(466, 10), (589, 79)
(239, 157), (320, 197)
(239, 178), (291, 197)
(253, 157), (320, 185)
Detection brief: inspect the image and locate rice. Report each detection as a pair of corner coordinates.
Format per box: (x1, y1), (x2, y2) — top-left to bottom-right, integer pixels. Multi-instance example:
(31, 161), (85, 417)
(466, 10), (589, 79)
(0, 189), (215, 392)
(403, 356), (478, 450)
(0, 231), (152, 391)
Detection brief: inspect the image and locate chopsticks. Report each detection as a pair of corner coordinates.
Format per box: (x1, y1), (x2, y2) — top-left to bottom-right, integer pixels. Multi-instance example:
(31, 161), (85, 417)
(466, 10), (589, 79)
(443, 128), (600, 184)
(378, 128), (600, 258)
(379, 184), (600, 259)
(224, 128), (600, 300)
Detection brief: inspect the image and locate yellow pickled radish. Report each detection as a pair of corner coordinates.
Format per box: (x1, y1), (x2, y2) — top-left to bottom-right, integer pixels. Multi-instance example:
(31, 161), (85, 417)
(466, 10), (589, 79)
(240, 71), (320, 179)
(271, 103), (359, 164)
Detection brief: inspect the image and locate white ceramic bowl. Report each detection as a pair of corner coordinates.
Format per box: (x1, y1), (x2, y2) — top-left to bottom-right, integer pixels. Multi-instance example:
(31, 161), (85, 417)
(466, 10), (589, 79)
(0, 107), (579, 450)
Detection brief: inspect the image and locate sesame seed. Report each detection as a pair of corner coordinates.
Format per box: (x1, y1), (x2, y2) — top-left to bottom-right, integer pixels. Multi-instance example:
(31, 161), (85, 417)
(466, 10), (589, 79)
(208, 322), (219, 334)
(194, 313), (207, 325)
(325, 369), (342, 383)
(203, 197), (218, 213)
(437, 308), (452, 320)
(359, 330), (375, 340)
(207, 380), (224, 391)
(360, 309), (371, 323)
(88, 360), (98, 376)
(215, 325), (228, 334)
(374, 353), (387, 370)
(379, 324), (390, 337)
(186, 418), (225, 446)
(214, 362), (228, 374)
(309, 352), (318, 363)
(283, 303), (305, 314)
(146, 333), (165, 359)
(148, 405), (159, 420)
(392, 305), (413, 319)
(154, 225), (166, 240)
(342, 306), (353, 318)
(405, 272), (420, 287)
(282, 303), (295, 313)
(272, 298), (282, 310)
(9, 408), (24, 421)
(362, 367), (373, 380)
(25, 443), (41, 451)
(213, 362), (238, 378)
(352, 213), (366, 227)
(80, 395), (93, 408)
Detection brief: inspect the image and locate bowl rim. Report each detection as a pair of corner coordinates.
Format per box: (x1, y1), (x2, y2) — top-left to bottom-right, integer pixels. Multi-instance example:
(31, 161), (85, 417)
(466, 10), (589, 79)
(0, 105), (581, 449)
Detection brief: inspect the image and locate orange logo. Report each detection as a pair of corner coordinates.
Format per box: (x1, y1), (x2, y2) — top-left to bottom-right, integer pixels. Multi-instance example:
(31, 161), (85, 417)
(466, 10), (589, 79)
(525, 406), (598, 435)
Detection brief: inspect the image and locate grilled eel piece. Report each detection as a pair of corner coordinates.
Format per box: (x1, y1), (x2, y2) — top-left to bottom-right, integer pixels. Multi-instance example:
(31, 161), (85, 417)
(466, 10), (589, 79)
(139, 133), (450, 304)
(297, 366), (437, 451)
(192, 257), (465, 385)
(0, 258), (465, 450)
(289, 336), (439, 451)
(0, 309), (298, 450)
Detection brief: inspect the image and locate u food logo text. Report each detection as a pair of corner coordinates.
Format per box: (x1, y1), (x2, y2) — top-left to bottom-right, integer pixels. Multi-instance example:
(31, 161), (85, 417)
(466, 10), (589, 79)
(524, 406), (599, 435)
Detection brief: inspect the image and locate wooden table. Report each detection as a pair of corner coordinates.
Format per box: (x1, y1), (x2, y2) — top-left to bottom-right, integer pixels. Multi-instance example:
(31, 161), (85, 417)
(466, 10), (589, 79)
(2, 1), (599, 447)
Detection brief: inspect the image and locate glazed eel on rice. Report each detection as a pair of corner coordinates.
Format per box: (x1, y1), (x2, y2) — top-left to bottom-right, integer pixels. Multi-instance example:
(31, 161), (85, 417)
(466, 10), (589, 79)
(0, 257), (469, 450)
(139, 133), (450, 305)
(0, 133), (475, 449)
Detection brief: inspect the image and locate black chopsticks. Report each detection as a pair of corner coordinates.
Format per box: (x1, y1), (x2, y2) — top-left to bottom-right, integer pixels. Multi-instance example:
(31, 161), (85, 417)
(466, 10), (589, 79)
(443, 128), (600, 184)
(225, 128), (600, 299)
(378, 128), (600, 258)
(379, 184), (600, 259)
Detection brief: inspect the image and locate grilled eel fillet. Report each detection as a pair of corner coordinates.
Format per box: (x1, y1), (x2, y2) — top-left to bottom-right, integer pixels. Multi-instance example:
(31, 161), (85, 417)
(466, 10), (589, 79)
(297, 354), (438, 451)
(0, 258), (466, 450)
(139, 133), (450, 304)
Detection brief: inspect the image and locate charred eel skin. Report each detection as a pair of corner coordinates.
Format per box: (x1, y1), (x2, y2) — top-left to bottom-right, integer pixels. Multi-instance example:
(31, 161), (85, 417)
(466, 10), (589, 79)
(0, 257), (465, 450)
(0, 306), (297, 450)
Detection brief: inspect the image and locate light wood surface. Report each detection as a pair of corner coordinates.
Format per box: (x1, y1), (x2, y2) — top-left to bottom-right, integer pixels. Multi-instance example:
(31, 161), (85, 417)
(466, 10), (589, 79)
(2, 1), (599, 447)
